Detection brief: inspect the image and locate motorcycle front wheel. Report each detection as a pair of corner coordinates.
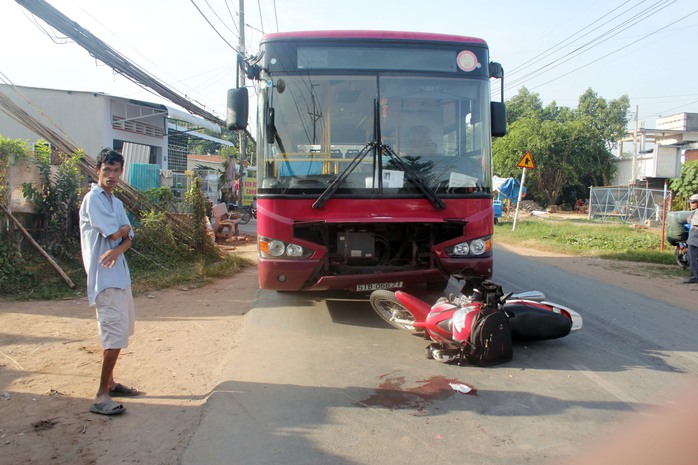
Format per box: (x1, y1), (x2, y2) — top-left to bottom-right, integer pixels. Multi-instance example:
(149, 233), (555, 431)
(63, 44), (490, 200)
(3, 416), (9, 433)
(369, 290), (420, 333)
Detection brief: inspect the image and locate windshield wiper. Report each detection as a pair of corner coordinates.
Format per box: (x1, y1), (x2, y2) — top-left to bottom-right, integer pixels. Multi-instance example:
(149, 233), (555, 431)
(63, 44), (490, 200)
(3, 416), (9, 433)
(312, 141), (446, 210)
(380, 144), (445, 210)
(312, 142), (373, 209)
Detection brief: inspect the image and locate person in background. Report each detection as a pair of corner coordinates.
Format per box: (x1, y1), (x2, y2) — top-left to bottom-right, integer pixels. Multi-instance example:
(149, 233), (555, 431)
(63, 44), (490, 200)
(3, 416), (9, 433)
(684, 193), (698, 284)
(79, 148), (141, 416)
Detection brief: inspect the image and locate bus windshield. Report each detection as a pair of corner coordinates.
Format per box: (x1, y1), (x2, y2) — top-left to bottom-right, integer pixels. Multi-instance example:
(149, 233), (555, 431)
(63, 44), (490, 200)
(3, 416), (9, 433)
(259, 74), (491, 196)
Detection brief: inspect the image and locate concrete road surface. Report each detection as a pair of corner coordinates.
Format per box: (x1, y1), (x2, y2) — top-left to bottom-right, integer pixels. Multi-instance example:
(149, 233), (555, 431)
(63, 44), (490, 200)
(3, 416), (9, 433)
(180, 245), (698, 465)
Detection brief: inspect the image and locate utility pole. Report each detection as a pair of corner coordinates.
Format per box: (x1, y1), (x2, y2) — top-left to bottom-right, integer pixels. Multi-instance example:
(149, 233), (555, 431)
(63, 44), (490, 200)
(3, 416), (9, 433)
(631, 105), (638, 186)
(237, 0), (247, 205)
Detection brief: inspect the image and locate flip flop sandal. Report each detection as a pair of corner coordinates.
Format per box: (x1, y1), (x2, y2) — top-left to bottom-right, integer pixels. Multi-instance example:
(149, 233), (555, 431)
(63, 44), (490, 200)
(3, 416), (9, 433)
(109, 383), (140, 397)
(90, 400), (125, 415)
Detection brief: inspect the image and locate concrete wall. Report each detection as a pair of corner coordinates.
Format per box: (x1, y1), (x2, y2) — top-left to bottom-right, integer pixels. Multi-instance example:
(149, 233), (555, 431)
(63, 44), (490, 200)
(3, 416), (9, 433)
(656, 113), (698, 132)
(656, 145), (682, 178)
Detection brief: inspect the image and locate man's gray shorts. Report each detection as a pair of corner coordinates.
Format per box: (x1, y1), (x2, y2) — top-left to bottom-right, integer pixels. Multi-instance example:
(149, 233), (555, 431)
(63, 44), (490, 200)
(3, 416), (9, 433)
(94, 287), (135, 349)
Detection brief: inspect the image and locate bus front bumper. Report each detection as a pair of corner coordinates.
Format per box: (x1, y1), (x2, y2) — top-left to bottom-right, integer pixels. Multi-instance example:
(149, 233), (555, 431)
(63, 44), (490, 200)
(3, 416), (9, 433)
(257, 256), (493, 292)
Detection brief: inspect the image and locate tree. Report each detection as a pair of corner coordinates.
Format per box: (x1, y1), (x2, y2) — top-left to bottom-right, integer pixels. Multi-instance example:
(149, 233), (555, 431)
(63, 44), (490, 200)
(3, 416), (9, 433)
(493, 88), (629, 206)
(670, 160), (698, 207)
(504, 87), (544, 125)
(20, 143), (84, 258)
(577, 88), (630, 149)
(0, 136), (29, 207)
(187, 176), (211, 254)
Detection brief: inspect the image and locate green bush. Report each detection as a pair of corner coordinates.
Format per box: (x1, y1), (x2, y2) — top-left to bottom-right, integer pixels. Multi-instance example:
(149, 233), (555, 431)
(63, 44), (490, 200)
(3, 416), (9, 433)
(0, 240), (39, 295)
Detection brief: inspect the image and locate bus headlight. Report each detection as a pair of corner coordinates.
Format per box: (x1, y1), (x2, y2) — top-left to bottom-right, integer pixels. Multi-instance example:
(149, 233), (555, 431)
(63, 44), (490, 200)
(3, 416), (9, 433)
(286, 243), (304, 257)
(445, 237), (492, 257)
(259, 236), (314, 259)
(453, 242), (470, 256)
(267, 240), (286, 257)
(469, 239), (487, 255)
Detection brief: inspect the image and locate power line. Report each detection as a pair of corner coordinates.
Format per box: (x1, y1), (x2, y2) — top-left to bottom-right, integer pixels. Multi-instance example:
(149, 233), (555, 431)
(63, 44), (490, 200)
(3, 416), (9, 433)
(504, 0), (676, 92)
(527, 8), (698, 93)
(16, 0), (228, 127)
(224, 0), (240, 34)
(272, 0), (279, 32)
(257, 0), (265, 34)
(58, 0), (217, 111)
(189, 0), (238, 50)
(202, 0), (240, 39)
(507, 0), (639, 78)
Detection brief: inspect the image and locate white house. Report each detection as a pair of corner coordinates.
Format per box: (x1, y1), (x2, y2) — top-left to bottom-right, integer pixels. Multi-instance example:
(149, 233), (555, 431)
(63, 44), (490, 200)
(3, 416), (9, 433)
(0, 84), (232, 178)
(615, 112), (698, 187)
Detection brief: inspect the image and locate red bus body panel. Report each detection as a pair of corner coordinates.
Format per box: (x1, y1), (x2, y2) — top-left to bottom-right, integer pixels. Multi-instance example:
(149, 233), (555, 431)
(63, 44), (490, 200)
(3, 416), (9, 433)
(257, 197), (493, 291)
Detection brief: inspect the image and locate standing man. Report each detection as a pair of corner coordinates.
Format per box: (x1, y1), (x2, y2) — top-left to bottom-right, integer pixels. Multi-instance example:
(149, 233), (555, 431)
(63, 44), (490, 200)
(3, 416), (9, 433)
(685, 193), (698, 284)
(80, 148), (140, 415)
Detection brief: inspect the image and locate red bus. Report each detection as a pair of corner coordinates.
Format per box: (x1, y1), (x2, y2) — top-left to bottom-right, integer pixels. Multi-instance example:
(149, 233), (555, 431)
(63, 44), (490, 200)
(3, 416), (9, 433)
(227, 30), (506, 292)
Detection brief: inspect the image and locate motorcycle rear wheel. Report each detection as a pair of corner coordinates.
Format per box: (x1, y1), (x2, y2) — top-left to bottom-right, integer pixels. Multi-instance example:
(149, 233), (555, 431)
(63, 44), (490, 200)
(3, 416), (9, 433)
(369, 290), (420, 333)
(239, 209), (252, 224)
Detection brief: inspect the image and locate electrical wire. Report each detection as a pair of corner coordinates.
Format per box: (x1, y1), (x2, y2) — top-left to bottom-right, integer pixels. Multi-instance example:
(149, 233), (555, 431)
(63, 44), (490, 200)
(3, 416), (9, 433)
(506, 0), (643, 78)
(527, 8), (698, 93)
(202, 0), (240, 39)
(62, 0), (219, 113)
(189, 0), (238, 50)
(272, 0), (279, 32)
(257, 0), (265, 34)
(16, 0), (231, 129)
(0, 72), (86, 150)
(224, 0), (240, 34)
(505, 0), (676, 91)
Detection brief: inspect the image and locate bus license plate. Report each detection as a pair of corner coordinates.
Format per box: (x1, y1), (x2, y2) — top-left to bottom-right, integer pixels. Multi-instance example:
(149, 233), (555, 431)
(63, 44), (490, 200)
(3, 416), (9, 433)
(356, 282), (402, 292)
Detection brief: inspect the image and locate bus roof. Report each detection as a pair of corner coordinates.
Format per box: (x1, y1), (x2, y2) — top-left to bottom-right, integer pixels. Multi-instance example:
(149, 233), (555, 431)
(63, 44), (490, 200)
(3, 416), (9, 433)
(261, 30), (487, 46)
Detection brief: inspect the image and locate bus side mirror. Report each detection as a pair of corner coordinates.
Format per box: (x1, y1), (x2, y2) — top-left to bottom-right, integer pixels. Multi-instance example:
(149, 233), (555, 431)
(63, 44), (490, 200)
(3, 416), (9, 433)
(491, 101), (507, 137)
(226, 87), (249, 130)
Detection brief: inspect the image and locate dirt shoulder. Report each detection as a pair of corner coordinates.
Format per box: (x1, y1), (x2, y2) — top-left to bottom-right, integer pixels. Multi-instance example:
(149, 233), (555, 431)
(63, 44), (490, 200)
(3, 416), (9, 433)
(0, 241), (260, 465)
(0, 239), (695, 465)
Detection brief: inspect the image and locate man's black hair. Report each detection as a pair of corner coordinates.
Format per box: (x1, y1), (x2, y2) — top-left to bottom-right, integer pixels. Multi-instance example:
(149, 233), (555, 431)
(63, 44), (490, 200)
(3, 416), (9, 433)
(96, 148), (124, 169)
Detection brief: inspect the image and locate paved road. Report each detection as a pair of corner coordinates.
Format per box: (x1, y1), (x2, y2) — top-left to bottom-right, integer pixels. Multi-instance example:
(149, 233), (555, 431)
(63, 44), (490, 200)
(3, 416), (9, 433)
(180, 243), (698, 465)
(237, 218), (257, 237)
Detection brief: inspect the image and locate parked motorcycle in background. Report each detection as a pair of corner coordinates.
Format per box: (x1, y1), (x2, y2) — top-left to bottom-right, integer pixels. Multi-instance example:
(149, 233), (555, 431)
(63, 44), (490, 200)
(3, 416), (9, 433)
(234, 198), (257, 225)
(667, 211), (692, 270)
(237, 205), (255, 224)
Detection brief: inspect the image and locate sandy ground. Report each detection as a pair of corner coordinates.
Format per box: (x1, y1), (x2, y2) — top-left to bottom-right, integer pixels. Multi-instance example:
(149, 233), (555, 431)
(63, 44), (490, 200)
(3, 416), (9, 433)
(0, 239), (696, 465)
(0, 241), (259, 465)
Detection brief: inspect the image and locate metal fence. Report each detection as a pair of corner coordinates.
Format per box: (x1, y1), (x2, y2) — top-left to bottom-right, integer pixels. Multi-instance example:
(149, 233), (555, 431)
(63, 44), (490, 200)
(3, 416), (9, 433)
(589, 185), (667, 225)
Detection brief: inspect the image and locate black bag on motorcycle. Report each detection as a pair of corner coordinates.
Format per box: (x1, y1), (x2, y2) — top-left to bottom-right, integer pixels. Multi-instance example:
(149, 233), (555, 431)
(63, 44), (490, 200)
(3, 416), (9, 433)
(465, 309), (513, 367)
(667, 211), (692, 245)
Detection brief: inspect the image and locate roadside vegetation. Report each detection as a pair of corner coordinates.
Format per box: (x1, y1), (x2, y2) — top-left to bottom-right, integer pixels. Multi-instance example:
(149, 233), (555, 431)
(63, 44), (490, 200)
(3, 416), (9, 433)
(1, 138), (251, 301)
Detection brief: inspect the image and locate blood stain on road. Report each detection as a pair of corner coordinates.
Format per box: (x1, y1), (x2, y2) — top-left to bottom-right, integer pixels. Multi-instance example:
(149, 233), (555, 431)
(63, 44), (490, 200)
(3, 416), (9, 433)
(357, 373), (477, 412)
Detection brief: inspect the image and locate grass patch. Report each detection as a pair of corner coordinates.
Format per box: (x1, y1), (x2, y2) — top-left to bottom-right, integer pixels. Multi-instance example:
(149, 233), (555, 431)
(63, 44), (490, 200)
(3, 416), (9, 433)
(494, 215), (678, 266)
(131, 252), (251, 295)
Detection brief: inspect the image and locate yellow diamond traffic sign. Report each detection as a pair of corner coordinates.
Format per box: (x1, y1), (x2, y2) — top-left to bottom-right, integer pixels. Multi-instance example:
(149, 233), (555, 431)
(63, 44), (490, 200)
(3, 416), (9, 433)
(516, 151), (535, 169)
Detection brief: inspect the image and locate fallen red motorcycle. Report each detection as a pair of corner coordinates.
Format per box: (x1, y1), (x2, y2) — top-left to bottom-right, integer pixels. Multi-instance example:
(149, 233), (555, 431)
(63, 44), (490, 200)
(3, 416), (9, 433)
(369, 277), (582, 365)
